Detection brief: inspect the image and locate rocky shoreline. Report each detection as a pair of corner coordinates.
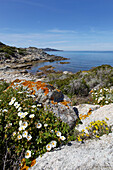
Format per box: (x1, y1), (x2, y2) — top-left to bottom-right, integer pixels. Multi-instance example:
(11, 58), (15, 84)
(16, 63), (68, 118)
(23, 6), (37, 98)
(0, 43), (68, 82)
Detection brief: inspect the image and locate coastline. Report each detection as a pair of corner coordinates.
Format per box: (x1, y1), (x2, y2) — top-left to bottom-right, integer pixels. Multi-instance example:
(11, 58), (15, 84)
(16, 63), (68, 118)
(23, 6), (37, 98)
(0, 46), (68, 82)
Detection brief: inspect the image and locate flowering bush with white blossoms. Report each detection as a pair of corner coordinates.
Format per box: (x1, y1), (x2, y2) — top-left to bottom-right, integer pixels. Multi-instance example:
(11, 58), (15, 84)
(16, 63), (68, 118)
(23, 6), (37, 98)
(0, 83), (73, 169)
(90, 87), (113, 105)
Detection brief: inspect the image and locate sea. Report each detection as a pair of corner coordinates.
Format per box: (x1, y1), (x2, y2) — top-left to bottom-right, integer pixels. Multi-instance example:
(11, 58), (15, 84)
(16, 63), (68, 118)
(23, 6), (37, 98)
(29, 51), (113, 74)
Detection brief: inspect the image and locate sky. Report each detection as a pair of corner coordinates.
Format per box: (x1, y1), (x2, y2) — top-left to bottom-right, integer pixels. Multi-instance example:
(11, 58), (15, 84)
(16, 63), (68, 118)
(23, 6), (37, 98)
(0, 0), (113, 51)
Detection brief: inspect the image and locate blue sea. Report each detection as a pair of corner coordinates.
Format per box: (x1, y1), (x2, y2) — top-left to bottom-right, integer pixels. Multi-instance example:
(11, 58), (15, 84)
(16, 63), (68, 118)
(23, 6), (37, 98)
(29, 51), (113, 74)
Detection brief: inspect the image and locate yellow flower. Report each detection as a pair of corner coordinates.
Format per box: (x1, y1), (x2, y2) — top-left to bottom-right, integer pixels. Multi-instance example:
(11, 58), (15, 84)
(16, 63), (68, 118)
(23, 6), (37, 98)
(105, 117), (109, 121)
(96, 135), (99, 138)
(80, 133), (84, 137)
(86, 133), (89, 137)
(95, 126), (98, 130)
(78, 138), (82, 142)
(85, 127), (89, 130)
(81, 129), (85, 132)
(106, 127), (109, 131)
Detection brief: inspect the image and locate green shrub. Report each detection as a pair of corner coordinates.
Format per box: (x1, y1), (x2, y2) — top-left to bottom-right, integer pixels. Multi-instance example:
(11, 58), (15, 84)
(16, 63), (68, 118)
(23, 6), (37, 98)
(0, 81), (10, 95)
(0, 86), (75, 169)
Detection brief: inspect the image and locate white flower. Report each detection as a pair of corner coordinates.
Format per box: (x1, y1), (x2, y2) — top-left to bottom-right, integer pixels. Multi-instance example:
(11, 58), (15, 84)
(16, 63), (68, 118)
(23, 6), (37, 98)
(15, 104), (20, 109)
(12, 132), (16, 136)
(56, 131), (61, 137)
(50, 130), (54, 133)
(31, 95), (35, 98)
(46, 144), (52, 151)
(36, 123), (42, 129)
(18, 111), (23, 117)
(20, 114), (26, 119)
(11, 97), (16, 102)
(17, 134), (22, 140)
(29, 114), (35, 118)
(9, 123), (12, 126)
(18, 107), (22, 111)
(32, 105), (36, 108)
(51, 140), (57, 148)
(9, 100), (14, 105)
(24, 112), (28, 116)
(22, 121), (28, 129)
(100, 89), (102, 93)
(19, 126), (25, 131)
(14, 102), (19, 107)
(17, 91), (23, 94)
(44, 124), (48, 127)
(27, 134), (32, 141)
(25, 150), (31, 159)
(2, 109), (8, 112)
(105, 101), (109, 104)
(19, 120), (22, 126)
(22, 131), (28, 138)
(18, 112), (26, 118)
(37, 104), (42, 107)
(60, 136), (66, 141)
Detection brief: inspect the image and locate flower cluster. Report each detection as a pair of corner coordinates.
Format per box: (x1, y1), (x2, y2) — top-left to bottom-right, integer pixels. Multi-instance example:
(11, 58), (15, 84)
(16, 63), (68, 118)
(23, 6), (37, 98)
(90, 87), (113, 105)
(76, 118), (112, 142)
(46, 131), (66, 151)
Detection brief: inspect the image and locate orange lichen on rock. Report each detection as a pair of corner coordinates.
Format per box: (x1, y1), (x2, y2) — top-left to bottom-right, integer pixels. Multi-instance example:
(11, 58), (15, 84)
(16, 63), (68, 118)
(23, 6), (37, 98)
(41, 87), (49, 96)
(56, 89), (61, 92)
(20, 158), (36, 169)
(79, 108), (92, 120)
(30, 159), (36, 167)
(60, 100), (71, 107)
(20, 165), (29, 170)
(7, 79), (60, 97)
(51, 100), (57, 105)
(20, 158), (29, 170)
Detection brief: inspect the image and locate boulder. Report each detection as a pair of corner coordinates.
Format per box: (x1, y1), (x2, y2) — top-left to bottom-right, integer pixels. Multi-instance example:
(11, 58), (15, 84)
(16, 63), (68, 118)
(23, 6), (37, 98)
(8, 79), (78, 128)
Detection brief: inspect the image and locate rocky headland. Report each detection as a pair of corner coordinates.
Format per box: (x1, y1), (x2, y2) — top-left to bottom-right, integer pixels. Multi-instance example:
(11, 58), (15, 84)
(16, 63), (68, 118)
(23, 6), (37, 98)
(0, 42), (67, 82)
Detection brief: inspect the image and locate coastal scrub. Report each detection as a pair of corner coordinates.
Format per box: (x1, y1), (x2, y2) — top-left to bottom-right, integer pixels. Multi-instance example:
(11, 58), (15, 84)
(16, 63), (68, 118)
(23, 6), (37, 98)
(0, 82), (74, 169)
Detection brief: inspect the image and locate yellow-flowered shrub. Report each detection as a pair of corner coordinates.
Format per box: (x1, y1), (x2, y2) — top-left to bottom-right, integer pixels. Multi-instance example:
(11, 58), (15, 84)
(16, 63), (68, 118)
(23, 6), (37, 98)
(76, 119), (112, 142)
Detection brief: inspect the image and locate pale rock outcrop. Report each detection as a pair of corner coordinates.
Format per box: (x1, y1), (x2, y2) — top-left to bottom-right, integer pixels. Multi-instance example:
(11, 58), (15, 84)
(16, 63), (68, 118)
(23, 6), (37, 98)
(29, 104), (113, 170)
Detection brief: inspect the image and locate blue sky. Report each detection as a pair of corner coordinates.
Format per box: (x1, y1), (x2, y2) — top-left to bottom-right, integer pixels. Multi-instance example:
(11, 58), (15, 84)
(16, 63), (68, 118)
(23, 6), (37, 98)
(0, 0), (113, 50)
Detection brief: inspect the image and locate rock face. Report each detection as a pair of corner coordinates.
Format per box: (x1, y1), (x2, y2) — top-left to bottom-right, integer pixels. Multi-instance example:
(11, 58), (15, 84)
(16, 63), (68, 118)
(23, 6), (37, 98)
(30, 133), (113, 170)
(76, 103), (113, 132)
(8, 79), (78, 128)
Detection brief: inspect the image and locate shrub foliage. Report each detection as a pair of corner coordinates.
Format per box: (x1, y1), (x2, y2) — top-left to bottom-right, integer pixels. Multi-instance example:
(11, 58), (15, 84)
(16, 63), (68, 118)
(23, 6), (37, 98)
(0, 85), (73, 169)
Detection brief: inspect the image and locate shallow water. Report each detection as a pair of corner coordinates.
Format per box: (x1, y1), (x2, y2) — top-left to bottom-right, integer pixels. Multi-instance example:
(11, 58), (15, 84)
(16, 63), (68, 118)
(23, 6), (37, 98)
(29, 51), (113, 74)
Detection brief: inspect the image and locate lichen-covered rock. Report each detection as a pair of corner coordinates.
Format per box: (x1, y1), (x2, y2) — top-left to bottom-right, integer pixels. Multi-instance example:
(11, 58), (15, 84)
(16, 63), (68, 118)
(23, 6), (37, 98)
(7, 79), (78, 128)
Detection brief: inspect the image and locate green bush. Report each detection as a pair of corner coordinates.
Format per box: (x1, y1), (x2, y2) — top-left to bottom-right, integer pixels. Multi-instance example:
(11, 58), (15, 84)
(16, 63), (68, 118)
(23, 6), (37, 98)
(0, 81), (10, 95)
(0, 85), (75, 169)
